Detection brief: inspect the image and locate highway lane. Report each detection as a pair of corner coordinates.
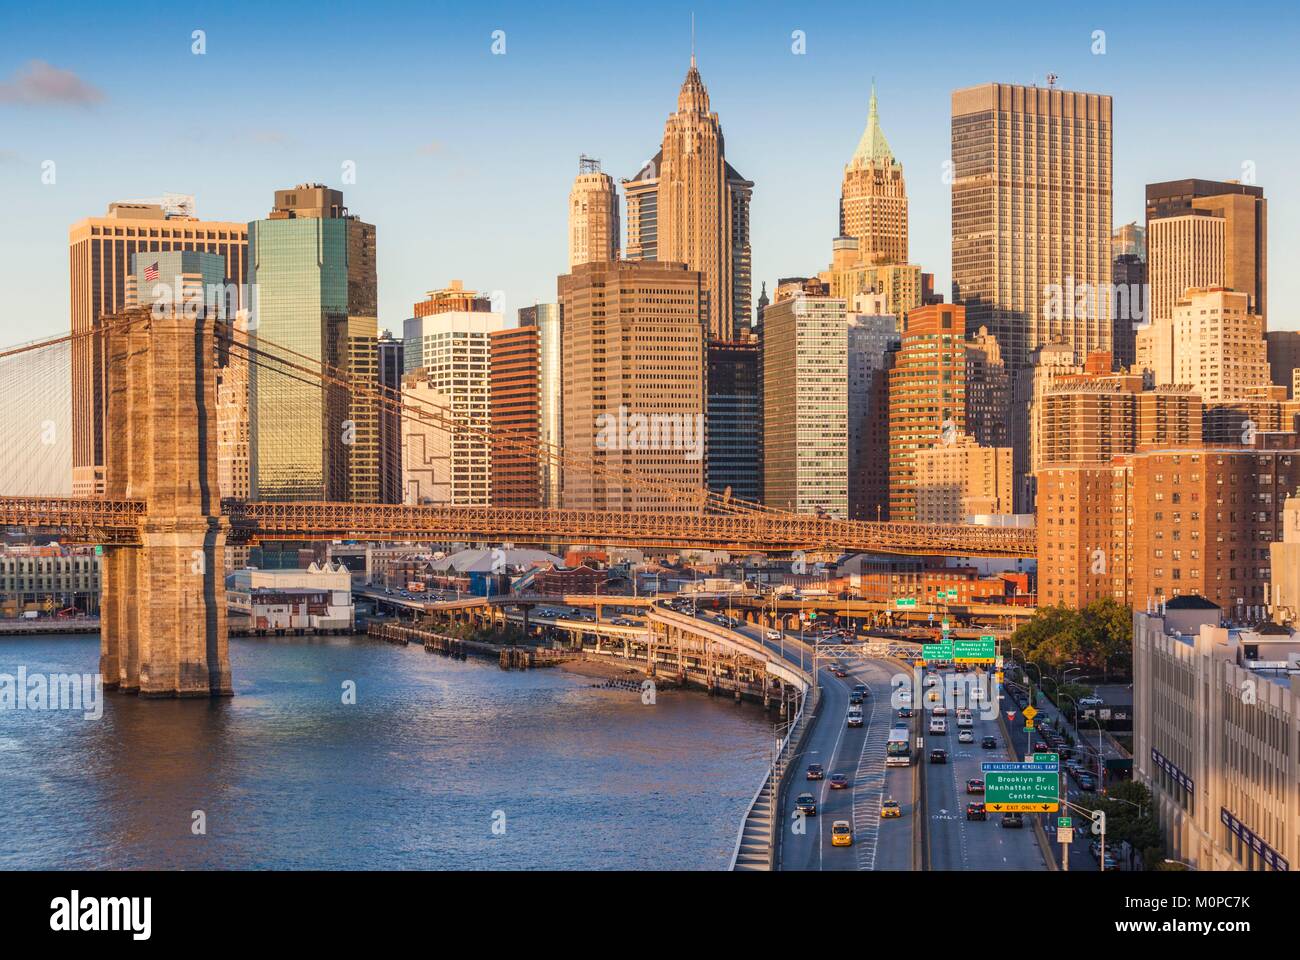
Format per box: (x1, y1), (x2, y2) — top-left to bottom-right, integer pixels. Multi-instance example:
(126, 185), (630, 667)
(722, 619), (915, 871)
(775, 657), (915, 871)
(923, 668), (1049, 871)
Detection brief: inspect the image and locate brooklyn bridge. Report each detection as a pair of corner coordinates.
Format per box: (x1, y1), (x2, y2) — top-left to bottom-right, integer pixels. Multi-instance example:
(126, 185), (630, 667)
(0, 310), (1035, 698)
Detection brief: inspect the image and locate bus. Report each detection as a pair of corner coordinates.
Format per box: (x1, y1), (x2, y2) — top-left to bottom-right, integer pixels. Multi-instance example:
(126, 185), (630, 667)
(886, 726), (911, 766)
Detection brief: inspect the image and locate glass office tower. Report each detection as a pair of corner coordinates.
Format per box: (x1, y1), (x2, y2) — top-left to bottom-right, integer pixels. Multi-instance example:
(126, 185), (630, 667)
(247, 185), (377, 503)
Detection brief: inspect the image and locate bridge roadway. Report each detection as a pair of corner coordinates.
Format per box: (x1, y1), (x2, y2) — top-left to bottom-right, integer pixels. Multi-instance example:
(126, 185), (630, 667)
(0, 496), (1037, 558)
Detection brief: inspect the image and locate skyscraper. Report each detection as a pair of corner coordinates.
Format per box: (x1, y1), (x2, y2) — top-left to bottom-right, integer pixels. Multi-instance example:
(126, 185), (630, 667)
(1146, 178), (1266, 319)
(519, 303), (563, 508)
(489, 324), (541, 509)
(964, 325), (1011, 450)
(377, 331), (404, 504)
(247, 184), (378, 503)
(557, 260), (706, 512)
(763, 278), (848, 518)
(840, 85), (908, 267)
(69, 200), (247, 495)
(887, 304), (967, 522)
(706, 338), (762, 504)
(402, 282), (505, 505)
(847, 292), (898, 521)
(952, 82), (1114, 367)
(624, 56), (752, 339)
(952, 82), (1113, 509)
(568, 156), (620, 268)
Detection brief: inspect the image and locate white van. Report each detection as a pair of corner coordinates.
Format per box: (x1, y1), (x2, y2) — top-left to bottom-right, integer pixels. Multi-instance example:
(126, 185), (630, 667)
(847, 708), (864, 728)
(956, 709), (973, 728)
(929, 716), (947, 735)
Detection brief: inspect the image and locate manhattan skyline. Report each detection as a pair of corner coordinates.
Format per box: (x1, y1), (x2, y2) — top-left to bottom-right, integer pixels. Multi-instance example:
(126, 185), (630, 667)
(1, 0), (1298, 340)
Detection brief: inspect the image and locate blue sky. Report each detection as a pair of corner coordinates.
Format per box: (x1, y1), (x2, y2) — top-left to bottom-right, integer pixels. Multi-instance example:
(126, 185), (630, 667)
(1, 0), (1298, 341)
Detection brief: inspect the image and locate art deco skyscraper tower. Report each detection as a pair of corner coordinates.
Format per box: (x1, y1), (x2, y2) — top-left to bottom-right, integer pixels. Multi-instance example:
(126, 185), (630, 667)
(635, 55), (751, 340)
(568, 156), (620, 268)
(840, 85), (908, 266)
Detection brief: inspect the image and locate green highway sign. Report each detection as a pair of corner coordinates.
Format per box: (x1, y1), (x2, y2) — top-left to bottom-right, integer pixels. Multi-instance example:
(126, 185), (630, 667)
(980, 634), (997, 644)
(894, 598), (917, 608)
(1058, 817), (1073, 828)
(1033, 753), (1059, 764)
(922, 640), (953, 663)
(983, 769), (1059, 813)
(952, 638), (997, 663)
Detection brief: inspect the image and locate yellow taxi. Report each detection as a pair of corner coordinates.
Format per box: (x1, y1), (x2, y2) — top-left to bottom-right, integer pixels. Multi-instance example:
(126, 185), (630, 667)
(881, 799), (902, 818)
(831, 820), (853, 846)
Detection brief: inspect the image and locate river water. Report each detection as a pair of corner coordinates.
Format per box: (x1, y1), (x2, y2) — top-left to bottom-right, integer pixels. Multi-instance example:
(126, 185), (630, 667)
(0, 634), (771, 870)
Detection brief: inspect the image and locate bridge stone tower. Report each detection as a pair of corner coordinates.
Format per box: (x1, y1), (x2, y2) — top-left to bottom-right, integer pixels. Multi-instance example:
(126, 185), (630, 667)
(101, 306), (233, 696)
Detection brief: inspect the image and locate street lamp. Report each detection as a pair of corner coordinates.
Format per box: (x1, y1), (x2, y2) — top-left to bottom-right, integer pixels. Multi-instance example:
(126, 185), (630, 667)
(1162, 858), (1195, 870)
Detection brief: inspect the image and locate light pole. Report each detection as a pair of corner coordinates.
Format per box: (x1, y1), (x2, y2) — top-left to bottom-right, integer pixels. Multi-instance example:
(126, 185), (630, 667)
(1162, 858), (1195, 870)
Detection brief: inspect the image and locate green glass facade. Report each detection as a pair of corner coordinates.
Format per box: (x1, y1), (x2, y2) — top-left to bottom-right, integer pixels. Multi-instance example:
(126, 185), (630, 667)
(248, 216), (374, 502)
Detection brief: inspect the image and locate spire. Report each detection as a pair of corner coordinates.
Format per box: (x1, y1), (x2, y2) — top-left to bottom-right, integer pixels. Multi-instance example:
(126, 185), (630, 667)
(850, 82), (896, 168)
(677, 56), (710, 114)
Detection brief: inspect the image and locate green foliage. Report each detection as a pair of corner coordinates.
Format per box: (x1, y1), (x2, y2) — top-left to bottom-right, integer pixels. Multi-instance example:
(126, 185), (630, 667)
(1010, 599), (1133, 675)
(1078, 781), (1165, 867)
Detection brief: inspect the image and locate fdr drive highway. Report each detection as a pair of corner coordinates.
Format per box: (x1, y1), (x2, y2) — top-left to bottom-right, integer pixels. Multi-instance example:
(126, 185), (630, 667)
(741, 624), (1049, 872)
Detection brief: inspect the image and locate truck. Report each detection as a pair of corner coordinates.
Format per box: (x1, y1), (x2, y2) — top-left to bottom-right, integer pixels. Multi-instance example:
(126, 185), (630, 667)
(22, 610), (39, 620)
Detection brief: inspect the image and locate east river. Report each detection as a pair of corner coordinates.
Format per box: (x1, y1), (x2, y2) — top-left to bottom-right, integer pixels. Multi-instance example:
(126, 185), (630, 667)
(0, 633), (771, 869)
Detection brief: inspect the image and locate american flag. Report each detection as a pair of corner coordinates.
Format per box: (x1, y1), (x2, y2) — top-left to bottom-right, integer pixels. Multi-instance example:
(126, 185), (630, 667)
(143, 261), (159, 282)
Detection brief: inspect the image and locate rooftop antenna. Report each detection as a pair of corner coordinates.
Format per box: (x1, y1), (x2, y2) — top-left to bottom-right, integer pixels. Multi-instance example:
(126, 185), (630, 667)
(690, 11), (696, 67)
(1047, 73), (1059, 87)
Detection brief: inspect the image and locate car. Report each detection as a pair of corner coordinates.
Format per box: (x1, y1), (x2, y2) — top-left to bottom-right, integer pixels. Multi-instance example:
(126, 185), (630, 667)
(1076, 774), (1097, 792)
(832, 668), (848, 679)
(966, 802), (987, 821)
(1034, 740), (1049, 752)
(849, 692), (864, 706)
(806, 763), (824, 781)
(881, 799), (902, 818)
(929, 749), (948, 764)
(1078, 695), (1104, 708)
(766, 631), (781, 641)
(829, 774), (849, 790)
(1000, 813), (1025, 828)
(846, 711), (863, 728)
(981, 736), (998, 749)
(795, 792), (817, 816)
(897, 690), (912, 704)
(958, 729), (974, 744)
(897, 706), (914, 719)
(853, 683), (867, 696)
(931, 705), (948, 717)
(966, 778), (984, 794)
(830, 821), (853, 847)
